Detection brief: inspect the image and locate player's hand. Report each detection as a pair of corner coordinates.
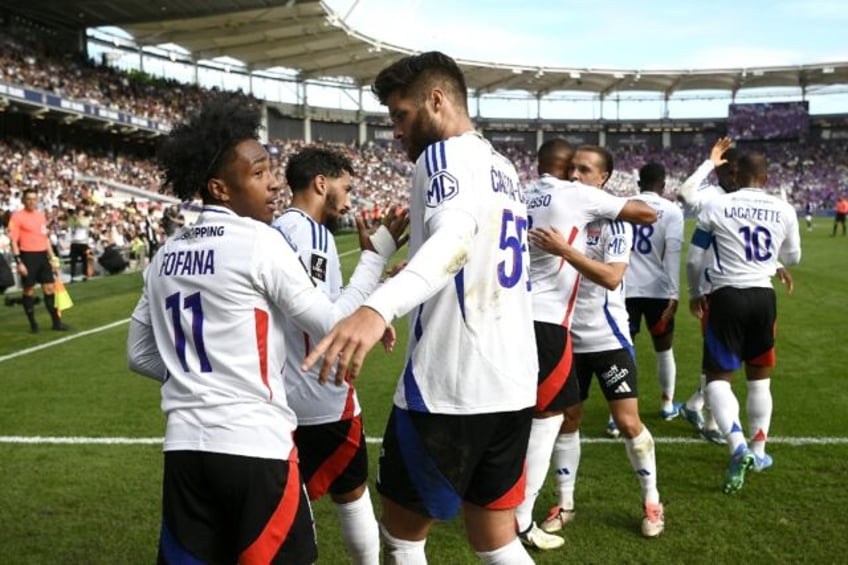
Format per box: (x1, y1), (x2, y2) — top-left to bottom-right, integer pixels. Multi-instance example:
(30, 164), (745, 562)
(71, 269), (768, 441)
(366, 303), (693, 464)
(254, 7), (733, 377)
(709, 137), (733, 168)
(303, 306), (387, 385)
(16, 262), (28, 277)
(382, 205), (410, 249)
(529, 226), (572, 258)
(660, 299), (678, 322)
(776, 267), (794, 295)
(689, 296), (707, 319)
(356, 215), (375, 252)
(381, 324), (397, 353)
(49, 256), (60, 273)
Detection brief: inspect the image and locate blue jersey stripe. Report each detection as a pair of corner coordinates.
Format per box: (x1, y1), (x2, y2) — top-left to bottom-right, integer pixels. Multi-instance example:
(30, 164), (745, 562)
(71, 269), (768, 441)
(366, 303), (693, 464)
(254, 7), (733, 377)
(603, 294), (635, 359)
(403, 305), (428, 411)
(438, 141), (447, 170)
(454, 269), (466, 322)
(711, 237), (724, 273)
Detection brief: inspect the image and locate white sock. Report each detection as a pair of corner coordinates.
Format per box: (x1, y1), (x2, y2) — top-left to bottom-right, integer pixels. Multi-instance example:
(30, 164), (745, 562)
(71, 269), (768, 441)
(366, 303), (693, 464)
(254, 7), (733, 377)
(685, 373), (706, 411)
(746, 379), (773, 458)
(656, 349), (677, 410)
(336, 487), (380, 565)
(624, 426), (660, 504)
(705, 380), (746, 454)
(515, 414), (564, 532)
(476, 538), (534, 565)
(551, 431), (580, 510)
(700, 373), (720, 430)
(380, 523), (427, 565)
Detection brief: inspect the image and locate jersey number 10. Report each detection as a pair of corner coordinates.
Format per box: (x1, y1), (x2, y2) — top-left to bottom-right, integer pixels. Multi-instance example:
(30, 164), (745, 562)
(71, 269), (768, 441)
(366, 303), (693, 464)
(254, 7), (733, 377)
(739, 226), (773, 262)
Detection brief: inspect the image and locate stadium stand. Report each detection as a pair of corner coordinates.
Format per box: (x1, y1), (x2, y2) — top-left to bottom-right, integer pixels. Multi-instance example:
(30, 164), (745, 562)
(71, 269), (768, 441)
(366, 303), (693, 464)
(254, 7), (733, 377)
(2, 12), (848, 291)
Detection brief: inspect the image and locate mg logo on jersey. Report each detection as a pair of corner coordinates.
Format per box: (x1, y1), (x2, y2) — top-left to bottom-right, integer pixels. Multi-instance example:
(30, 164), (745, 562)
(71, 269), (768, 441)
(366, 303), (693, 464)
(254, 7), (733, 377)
(426, 171), (459, 207)
(608, 235), (628, 255)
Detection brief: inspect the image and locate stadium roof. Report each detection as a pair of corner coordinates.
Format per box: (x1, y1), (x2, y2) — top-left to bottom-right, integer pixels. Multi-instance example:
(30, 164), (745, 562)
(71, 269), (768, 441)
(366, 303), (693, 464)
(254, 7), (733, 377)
(10, 0), (848, 97)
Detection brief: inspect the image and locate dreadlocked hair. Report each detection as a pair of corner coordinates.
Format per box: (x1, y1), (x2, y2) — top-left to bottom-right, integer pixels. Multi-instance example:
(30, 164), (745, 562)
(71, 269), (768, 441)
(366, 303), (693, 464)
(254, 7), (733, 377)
(156, 96), (262, 202)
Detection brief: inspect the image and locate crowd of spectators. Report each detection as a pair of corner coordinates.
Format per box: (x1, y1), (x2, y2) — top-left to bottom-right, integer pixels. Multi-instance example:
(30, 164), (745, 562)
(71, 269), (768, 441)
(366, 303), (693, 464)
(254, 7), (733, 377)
(0, 137), (169, 279)
(728, 102), (811, 141)
(3, 28), (848, 287)
(3, 134), (848, 267)
(0, 32), (256, 126)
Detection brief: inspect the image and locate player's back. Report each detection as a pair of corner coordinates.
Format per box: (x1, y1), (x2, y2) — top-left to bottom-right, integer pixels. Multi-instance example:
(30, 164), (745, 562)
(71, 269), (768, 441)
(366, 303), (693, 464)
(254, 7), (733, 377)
(146, 205), (302, 458)
(399, 132), (536, 414)
(626, 192), (684, 299)
(698, 188), (801, 290)
(526, 176), (626, 326)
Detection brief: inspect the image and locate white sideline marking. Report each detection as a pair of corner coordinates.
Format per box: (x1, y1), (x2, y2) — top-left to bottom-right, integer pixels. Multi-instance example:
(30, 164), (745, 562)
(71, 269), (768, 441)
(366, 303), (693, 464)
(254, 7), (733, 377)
(1, 435), (847, 446)
(0, 318), (131, 364)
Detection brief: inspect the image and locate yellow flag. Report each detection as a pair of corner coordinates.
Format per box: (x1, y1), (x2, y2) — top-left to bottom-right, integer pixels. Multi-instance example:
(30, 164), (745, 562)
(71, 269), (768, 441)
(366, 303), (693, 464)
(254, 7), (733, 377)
(54, 277), (74, 312)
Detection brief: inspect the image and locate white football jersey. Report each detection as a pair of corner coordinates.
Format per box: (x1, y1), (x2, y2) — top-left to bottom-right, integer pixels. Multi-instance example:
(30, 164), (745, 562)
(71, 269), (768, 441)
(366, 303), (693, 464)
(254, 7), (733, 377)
(273, 208), (384, 425)
(365, 131), (537, 414)
(526, 175), (627, 326)
(132, 205), (358, 460)
(693, 188), (801, 289)
(679, 159), (727, 294)
(625, 192), (684, 299)
(571, 219), (634, 354)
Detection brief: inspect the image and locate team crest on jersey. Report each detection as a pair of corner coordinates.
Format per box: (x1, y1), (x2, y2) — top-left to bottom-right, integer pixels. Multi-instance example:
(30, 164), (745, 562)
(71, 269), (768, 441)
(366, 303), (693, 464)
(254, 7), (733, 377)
(426, 171), (459, 207)
(310, 254), (327, 282)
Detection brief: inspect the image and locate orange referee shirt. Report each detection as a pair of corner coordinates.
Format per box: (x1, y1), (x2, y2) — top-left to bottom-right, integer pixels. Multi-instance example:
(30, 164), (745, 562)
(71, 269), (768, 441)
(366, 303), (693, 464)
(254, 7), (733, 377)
(836, 199), (848, 215)
(8, 209), (51, 252)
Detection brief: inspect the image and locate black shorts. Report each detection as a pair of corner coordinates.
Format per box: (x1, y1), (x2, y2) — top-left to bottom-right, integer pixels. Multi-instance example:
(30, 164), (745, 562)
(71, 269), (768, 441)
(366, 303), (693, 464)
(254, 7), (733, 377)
(159, 450), (317, 565)
(377, 405), (533, 521)
(836, 212), (846, 224)
(294, 415), (368, 501)
(534, 321), (580, 412)
(626, 297), (675, 338)
(574, 348), (639, 402)
(703, 286), (777, 372)
(19, 251), (53, 287)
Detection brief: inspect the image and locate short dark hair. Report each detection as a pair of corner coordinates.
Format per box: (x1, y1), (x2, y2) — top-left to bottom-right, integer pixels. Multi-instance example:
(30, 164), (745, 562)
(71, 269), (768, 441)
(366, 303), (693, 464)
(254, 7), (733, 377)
(537, 138), (573, 176)
(736, 151), (768, 186)
(638, 162), (666, 191)
(372, 51), (468, 108)
(285, 147), (355, 192)
(21, 188), (37, 198)
(156, 96), (262, 202)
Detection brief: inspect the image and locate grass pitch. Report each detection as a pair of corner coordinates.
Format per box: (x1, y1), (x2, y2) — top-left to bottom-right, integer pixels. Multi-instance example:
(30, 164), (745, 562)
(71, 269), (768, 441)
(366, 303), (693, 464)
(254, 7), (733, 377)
(1, 218), (846, 564)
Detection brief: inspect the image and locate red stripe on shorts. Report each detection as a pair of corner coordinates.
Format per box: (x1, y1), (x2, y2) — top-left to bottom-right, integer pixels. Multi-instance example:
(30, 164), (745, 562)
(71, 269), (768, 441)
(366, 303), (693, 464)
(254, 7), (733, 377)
(239, 449), (300, 564)
(485, 462), (527, 510)
(305, 415), (362, 501)
(536, 335), (573, 411)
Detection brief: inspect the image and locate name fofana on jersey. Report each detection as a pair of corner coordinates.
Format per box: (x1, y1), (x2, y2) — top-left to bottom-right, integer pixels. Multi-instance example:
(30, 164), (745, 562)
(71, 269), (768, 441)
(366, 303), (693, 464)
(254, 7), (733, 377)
(159, 225), (224, 276)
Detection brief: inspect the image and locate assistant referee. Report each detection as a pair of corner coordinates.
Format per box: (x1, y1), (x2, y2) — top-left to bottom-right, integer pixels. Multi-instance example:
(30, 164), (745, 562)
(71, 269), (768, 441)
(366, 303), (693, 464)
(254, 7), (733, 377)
(8, 188), (69, 333)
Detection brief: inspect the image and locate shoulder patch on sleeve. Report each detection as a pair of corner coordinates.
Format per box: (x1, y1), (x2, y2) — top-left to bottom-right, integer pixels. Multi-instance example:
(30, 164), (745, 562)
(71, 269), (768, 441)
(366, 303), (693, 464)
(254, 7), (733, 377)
(310, 253), (327, 282)
(426, 170), (460, 208)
